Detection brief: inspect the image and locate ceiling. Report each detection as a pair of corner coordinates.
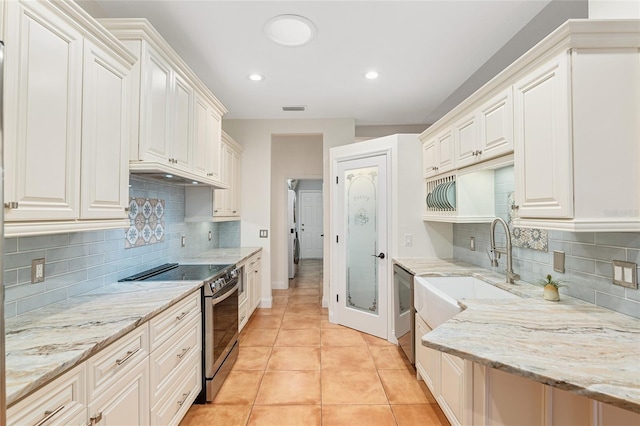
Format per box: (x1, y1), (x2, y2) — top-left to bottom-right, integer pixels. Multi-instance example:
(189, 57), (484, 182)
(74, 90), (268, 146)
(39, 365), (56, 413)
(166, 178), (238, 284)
(87, 1), (571, 126)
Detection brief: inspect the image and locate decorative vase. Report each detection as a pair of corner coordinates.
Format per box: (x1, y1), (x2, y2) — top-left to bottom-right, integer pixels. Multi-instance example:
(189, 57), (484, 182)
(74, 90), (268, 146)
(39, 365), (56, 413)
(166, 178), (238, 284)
(543, 284), (560, 301)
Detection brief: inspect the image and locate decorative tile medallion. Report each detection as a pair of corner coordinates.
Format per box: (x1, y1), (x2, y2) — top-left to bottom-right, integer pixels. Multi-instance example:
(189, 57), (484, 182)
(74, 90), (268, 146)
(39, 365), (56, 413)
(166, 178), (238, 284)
(508, 192), (548, 252)
(125, 197), (165, 248)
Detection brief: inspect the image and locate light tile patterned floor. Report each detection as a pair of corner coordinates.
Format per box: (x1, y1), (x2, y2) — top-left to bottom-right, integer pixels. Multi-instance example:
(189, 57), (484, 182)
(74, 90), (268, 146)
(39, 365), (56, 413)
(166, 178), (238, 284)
(180, 259), (449, 426)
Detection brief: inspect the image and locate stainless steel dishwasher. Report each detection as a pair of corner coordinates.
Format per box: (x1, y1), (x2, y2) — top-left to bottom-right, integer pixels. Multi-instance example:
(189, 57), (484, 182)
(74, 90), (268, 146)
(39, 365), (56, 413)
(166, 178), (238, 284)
(393, 263), (414, 365)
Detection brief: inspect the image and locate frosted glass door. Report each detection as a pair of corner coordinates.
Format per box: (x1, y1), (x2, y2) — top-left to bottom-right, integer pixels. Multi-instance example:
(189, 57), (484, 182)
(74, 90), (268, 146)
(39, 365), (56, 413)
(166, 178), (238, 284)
(345, 166), (379, 314)
(335, 154), (388, 339)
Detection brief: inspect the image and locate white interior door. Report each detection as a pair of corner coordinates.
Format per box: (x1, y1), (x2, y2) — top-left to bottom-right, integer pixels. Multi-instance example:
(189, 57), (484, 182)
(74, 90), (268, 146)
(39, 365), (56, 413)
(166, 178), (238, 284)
(334, 154), (388, 339)
(299, 190), (323, 259)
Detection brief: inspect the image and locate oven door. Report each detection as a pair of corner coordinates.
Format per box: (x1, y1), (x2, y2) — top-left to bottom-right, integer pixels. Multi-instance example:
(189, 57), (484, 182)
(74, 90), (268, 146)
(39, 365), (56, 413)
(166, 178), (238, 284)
(205, 280), (239, 380)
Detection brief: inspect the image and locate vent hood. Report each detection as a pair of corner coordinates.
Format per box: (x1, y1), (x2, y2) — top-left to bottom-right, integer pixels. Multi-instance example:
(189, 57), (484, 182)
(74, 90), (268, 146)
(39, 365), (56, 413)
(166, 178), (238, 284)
(129, 162), (229, 189)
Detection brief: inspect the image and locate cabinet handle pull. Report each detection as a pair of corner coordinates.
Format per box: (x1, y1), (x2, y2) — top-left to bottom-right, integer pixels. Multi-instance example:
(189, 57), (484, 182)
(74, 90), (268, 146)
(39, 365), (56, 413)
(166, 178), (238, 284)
(511, 205), (519, 210)
(90, 412), (103, 424)
(477, 150), (482, 155)
(116, 348), (140, 366)
(176, 311), (189, 321)
(177, 391), (191, 406)
(4, 202), (18, 209)
(177, 346), (191, 359)
(34, 404), (65, 426)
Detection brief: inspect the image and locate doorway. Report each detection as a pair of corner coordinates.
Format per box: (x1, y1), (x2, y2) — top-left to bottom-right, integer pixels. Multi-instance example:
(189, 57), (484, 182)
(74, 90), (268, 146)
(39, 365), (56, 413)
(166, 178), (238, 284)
(286, 179), (323, 285)
(298, 189), (323, 259)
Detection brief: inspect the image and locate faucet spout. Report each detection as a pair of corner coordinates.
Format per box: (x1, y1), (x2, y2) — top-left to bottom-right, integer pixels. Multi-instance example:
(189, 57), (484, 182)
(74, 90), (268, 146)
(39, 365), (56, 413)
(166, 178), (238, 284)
(489, 217), (519, 284)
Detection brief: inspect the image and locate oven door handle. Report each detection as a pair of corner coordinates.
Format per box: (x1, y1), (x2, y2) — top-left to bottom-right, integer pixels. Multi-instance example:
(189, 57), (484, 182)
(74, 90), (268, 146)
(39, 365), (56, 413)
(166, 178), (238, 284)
(211, 282), (239, 306)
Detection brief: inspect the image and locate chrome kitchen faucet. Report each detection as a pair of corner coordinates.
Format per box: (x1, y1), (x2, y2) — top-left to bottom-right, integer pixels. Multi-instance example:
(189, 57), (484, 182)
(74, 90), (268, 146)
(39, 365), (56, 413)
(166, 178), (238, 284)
(489, 217), (520, 284)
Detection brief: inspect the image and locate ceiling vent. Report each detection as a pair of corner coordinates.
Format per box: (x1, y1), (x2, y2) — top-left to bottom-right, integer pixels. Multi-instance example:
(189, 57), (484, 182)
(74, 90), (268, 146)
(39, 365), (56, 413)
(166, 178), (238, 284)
(282, 105), (306, 112)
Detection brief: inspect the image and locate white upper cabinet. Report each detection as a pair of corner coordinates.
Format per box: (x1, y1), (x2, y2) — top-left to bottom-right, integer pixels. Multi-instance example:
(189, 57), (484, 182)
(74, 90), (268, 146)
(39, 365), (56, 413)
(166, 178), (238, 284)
(420, 20), (640, 231)
(81, 40), (132, 220)
(185, 131), (242, 222)
(101, 19), (228, 188)
(513, 52), (573, 220)
(423, 129), (455, 178)
(4, 0), (83, 222)
(478, 88), (513, 162)
(139, 44), (172, 164)
(3, 0), (135, 236)
(514, 44), (640, 231)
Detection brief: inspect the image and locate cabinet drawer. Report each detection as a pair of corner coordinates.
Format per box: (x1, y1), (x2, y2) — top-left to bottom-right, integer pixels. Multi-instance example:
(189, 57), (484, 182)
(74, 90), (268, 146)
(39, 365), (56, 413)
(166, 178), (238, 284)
(87, 324), (149, 400)
(150, 314), (201, 405)
(149, 291), (201, 350)
(150, 350), (201, 426)
(7, 363), (86, 426)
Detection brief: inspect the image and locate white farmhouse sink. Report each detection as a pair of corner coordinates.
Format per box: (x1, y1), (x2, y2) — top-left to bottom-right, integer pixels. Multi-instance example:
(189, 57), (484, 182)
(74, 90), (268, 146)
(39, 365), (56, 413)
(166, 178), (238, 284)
(414, 276), (519, 329)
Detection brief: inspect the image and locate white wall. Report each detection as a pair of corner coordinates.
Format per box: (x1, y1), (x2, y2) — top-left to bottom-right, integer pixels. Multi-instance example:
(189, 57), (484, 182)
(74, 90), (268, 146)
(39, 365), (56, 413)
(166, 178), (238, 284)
(589, 0), (640, 18)
(271, 135), (323, 289)
(222, 119), (355, 308)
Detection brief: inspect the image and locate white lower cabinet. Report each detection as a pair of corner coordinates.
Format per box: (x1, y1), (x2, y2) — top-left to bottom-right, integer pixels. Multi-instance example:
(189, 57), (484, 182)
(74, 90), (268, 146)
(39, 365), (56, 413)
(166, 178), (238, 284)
(150, 351), (201, 426)
(7, 290), (203, 426)
(87, 358), (150, 426)
(416, 321), (640, 425)
(7, 363), (87, 426)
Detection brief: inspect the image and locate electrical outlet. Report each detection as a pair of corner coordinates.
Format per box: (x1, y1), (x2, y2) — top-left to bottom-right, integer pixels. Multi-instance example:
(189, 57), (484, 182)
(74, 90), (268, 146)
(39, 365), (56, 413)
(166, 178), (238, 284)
(613, 260), (637, 289)
(181, 235), (186, 247)
(259, 229), (268, 238)
(32, 258), (45, 283)
(208, 231), (212, 241)
(404, 234), (412, 246)
(470, 237), (475, 251)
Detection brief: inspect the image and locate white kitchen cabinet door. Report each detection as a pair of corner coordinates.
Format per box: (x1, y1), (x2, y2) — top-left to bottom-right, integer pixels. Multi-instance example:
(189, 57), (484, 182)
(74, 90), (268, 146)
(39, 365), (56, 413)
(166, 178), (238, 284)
(87, 358), (150, 426)
(171, 71), (193, 173)
(454, 112), (479, 168)
(486, 368), (544, 426)
(598, 402), (640, 426)
(436, 129), (455, 173)
(415, 315), (438, 396)
(478, 87), (513, 161)
(139, 43), (173, 164)
(547, 387), (592, 425)
(81, 40), (131, 220)
(438, 352), (466, 426)
(193, 93), (210, 177)
(4, 0), (83, 221)
(422, 140), (438, 177)
(205, 104), (223, 183)
(514, 52), (573, 219)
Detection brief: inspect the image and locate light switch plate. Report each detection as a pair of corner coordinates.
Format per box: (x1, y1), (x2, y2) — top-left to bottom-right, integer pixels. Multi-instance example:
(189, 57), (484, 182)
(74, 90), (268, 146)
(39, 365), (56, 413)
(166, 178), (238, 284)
(259, 229), (268, 238)
(612, 260), (638, 289)
(469, 237), (475, 251)
(553, 251), (565, 274)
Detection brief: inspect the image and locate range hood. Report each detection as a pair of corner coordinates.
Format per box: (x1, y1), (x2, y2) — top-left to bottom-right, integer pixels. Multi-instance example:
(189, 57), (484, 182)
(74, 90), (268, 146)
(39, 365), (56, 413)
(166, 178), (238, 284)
(129, 162), (229, 189)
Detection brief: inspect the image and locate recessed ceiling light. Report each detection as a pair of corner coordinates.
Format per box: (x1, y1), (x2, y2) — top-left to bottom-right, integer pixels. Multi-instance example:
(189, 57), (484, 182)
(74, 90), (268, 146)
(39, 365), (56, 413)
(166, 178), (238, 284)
(365, 71), (379, 80)
(192, 181), (199, 185)
(248, 73), (264, 81)
(265, 14), (316, 47)
(165, 174), (173, 178)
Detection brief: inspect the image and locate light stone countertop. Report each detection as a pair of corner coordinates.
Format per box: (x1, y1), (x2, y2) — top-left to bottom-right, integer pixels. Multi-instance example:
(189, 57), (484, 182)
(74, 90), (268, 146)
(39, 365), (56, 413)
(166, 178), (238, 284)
(5, 247), (262, 407)
(393, 258), (640, 413)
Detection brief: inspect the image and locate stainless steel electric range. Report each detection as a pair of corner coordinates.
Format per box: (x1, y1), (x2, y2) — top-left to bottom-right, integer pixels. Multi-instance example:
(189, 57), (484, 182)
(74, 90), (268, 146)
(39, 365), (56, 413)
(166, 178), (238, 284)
(120, 262), (241, 402)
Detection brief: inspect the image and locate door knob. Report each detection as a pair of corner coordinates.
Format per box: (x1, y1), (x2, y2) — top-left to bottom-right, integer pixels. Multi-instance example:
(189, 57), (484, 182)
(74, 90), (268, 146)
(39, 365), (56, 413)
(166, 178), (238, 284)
(372, 253), (385, 259)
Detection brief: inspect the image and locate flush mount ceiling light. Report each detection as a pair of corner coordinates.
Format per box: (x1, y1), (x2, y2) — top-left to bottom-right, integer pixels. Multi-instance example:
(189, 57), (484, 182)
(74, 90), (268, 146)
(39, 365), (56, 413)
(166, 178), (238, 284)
(248, 73), (264, 81)
(265, 14), (316, 47)
(365, 71), (379, 80)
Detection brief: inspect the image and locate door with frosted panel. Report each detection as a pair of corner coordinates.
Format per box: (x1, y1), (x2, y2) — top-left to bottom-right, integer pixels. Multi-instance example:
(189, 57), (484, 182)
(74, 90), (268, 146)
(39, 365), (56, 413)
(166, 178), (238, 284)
(335, 154), (388, 338)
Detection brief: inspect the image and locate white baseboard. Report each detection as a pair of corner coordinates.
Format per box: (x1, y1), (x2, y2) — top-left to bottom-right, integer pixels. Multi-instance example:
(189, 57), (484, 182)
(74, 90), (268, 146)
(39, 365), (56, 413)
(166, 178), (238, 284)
(321, 296), (329, 308)
(271, 280), (289, 290)
(259, 296), (273, 309)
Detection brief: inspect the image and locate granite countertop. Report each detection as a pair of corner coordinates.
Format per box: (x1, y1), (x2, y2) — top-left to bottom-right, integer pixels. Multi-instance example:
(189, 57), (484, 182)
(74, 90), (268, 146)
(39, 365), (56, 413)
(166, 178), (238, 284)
(5, 247), (262, 407)
(393, 258), (640, 414)
(179, 247), (262, 265)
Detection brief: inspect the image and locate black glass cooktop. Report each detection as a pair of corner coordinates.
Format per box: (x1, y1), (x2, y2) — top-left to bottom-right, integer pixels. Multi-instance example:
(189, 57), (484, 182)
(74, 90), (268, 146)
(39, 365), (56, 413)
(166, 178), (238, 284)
(119, 263), (232, 282)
